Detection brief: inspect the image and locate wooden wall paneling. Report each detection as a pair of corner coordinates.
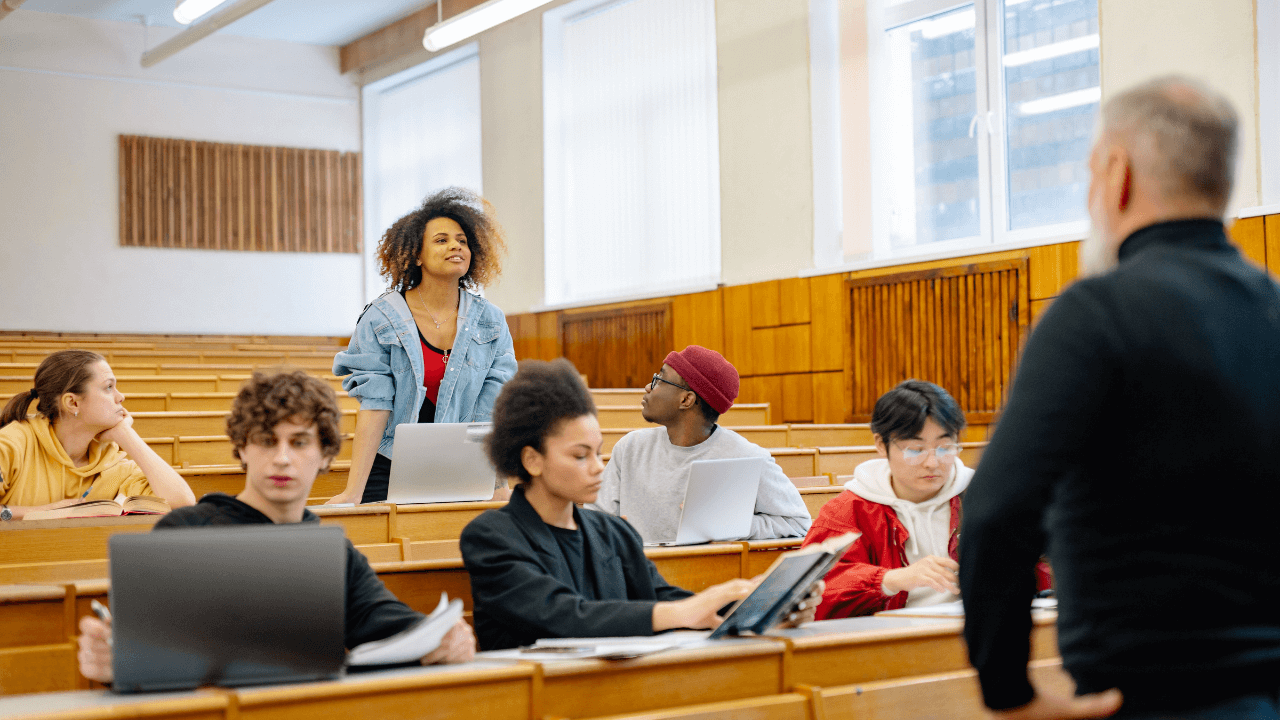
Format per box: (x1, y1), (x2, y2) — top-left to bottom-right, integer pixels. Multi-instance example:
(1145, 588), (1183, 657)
(847, 260), (1027, 422)
(778, 277), (811, 325)
(1266, 214), (1280, 276)
(780, 373), (813, 423)
(1030, 298), (1053, 326)
(722, 285), (755, 375)
(1229, 216), (1267, 268)
(1026, 241), (1080, 299)
(119, 135), (360, 253)
(671, 289), (725, 353)
(750, 280), (782, 328)
(751, 325), (811, 376)
(559, 303), (670, 389)
(756, 375), (784, 421)
(808, 273), (845, 372)
(536, 311), (561, 360)
(811, 371), (846, 424)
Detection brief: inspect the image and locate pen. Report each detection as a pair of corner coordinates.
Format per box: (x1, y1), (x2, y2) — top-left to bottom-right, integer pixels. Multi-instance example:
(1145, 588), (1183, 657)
(90, 598), (114, 649)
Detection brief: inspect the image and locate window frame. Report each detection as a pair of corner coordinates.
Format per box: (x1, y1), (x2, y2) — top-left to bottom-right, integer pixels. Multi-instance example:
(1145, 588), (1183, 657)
(819, 0), (1094, 272)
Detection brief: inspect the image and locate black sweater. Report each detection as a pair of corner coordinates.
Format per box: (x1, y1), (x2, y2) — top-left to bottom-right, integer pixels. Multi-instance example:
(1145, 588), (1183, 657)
(460, 486), (692, 651)
(156, 494), (423, 649)
(960, 220), (1280, 711)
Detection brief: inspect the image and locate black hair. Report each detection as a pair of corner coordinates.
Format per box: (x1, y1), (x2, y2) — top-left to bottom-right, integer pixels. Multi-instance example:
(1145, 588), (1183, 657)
(693, 394), (720, 425)
(486, 359), (597, 485)
(870, 380), (966, 445)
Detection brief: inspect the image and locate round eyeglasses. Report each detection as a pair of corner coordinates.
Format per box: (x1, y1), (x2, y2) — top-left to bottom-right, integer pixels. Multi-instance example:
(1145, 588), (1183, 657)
(893, 442), (961, 465)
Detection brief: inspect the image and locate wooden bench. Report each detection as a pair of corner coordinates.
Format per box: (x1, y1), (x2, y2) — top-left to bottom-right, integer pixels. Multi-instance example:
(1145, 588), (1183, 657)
(144, 433), (355, 466)
(0, 374), (346, 395)
(597, 403), (771, 429)
(816, 442), (989, 476)
(130, 409), (357, 438)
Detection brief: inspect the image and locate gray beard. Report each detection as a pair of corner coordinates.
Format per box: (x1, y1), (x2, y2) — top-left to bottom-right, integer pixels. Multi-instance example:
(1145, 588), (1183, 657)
(1078, 224), (1119, 278)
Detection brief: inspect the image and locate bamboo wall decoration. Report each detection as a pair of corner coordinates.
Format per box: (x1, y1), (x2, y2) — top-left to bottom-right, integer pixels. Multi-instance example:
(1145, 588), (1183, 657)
(118, 135), (362, 253)
(559, 302), (672, 390)
(847, 259), (1029, 423)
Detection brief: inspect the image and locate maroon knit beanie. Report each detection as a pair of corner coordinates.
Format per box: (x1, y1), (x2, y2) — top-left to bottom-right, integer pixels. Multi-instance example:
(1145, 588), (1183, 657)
(663, 346), (739, 415)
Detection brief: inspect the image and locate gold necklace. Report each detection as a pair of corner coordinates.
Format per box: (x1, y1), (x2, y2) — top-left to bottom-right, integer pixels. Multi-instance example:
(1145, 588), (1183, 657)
(416, 286), (456, 330)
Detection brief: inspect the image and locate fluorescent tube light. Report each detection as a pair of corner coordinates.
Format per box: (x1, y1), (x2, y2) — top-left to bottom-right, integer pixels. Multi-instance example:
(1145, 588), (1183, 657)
(1004, 34), (1099, 67)
(1019, 86), (1102, 116)
(423, 0), (556, 52)
(173, 0), (231, 24)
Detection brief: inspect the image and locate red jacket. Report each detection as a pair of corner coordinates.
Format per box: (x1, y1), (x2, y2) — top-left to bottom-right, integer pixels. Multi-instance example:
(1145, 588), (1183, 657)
(801, 489), (1052, 619)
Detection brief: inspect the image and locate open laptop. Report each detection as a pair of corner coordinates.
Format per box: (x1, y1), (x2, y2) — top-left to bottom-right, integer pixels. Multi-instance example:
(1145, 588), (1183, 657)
(646, 457), (767, 546)
(108, 525), (347, 693)
(386, 422), (498, 504)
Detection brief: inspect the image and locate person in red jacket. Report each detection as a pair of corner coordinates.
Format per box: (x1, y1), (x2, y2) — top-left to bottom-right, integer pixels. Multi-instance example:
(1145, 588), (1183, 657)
(803, 380), (975, 619)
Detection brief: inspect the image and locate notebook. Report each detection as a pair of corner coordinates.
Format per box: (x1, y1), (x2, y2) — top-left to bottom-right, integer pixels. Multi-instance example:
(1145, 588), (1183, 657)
(386, 422), (499, 504)
(108, 525), (347, 693)
(645, 457), (766, 546)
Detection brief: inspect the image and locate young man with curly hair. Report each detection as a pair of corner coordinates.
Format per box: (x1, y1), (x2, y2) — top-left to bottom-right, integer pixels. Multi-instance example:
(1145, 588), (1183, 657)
(331, 186), (518, 504)
(77, 370), (475, 683)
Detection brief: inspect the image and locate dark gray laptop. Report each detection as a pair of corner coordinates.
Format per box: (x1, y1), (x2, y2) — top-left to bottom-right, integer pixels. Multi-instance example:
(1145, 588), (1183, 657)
(108, 525), (347, 693)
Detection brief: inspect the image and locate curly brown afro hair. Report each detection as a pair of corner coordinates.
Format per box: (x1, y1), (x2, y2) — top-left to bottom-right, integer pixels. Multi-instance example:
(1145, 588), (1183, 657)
(376, 186), (507, 292)
(226, 369), (343, 467)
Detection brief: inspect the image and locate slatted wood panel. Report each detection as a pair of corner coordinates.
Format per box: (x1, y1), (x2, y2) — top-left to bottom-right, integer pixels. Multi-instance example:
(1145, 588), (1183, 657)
(560, 302), (671, 389)
(118, 135), (361, 253)
(848, 259), (1029, 423)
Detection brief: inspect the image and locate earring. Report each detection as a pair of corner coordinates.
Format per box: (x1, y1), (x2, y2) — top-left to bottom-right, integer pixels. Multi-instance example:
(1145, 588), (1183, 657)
(74, 411), (78, 418)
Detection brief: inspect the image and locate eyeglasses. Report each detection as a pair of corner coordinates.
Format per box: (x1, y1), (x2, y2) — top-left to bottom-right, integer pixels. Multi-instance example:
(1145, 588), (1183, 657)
(648, 373), (691, 392)
(893, 442), (961, 465)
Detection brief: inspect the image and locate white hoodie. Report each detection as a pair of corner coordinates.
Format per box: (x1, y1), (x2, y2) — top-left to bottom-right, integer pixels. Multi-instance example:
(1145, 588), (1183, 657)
(844, 458), (974, 608)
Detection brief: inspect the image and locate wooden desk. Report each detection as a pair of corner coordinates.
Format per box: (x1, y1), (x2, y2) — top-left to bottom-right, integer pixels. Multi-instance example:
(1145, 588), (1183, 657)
(233, 662), (535, 720)
(532, 639), (787, 719)
(0, 615), (1064, 719)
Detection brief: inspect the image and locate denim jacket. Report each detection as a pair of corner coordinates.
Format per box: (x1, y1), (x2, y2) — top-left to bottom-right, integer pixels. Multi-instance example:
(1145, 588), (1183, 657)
(333, 288), (517, 458)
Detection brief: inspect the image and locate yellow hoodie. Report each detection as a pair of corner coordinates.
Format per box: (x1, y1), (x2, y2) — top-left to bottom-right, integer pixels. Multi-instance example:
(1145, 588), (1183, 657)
(0, 414), (152, 507)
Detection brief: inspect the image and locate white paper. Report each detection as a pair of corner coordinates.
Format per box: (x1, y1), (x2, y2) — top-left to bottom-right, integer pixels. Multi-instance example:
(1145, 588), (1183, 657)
(347, 593), (463, 666)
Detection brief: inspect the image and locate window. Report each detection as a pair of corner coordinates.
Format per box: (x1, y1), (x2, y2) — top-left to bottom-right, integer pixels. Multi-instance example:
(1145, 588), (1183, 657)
(361, 44), (483, 302)
(866, 0), (1099, 261)
(543, 0), (720, 307)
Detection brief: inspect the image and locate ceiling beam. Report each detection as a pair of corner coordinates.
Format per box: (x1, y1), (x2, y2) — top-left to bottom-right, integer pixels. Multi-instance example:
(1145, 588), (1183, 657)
(141, 0), (278, 68)
(340, 0), (488, 76)
(0, 0), (29, 24)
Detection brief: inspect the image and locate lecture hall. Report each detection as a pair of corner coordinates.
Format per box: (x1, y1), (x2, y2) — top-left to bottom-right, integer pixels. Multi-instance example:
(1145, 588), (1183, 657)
(1, 0), (1279, 718)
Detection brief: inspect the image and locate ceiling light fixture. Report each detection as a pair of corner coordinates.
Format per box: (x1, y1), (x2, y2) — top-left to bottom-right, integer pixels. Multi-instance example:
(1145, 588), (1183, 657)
(173, 0), (232, 25)
(423, 0), (556, 52)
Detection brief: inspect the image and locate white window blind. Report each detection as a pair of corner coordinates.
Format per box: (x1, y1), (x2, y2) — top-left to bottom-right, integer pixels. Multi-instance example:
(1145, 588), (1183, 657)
(361, 44), (483, 302)
(543, 0), (720, 307)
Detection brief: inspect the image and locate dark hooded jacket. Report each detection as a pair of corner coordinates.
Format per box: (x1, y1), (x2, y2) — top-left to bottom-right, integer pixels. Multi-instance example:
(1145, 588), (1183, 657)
(157, 493), (422, 648)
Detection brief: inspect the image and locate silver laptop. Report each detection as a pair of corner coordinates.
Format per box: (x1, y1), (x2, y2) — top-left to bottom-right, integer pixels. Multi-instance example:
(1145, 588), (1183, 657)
(648, 457), (767, 546)
(386, 422), (498, 504)
(109, 525), (347, 693)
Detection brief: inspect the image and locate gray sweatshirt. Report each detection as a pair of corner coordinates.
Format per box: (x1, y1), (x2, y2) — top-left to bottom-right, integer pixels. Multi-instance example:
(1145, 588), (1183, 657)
(587, 426), (812, 542)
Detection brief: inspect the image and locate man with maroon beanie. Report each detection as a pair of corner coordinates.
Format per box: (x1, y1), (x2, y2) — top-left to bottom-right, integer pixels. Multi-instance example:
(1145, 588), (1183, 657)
(588, 345), (810, 541)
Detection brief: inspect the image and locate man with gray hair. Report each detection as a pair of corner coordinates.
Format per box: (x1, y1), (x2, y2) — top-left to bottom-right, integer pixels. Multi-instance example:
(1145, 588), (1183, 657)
(960, 76), (1280, 719)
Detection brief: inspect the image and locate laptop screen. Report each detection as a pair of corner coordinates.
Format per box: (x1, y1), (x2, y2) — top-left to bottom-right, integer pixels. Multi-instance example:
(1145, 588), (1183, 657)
(109, 525), (347, 693)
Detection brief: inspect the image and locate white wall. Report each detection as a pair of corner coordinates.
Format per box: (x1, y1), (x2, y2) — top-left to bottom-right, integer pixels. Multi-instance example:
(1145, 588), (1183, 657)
(1098, 0), (1260, 210)
(0, 12), (363, 335)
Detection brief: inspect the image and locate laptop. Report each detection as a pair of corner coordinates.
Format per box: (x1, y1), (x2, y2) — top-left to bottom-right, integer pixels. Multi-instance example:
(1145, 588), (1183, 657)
(646, 457), (767, 546)
(386, 422), (499, 504)
(108, 525), (347, 693)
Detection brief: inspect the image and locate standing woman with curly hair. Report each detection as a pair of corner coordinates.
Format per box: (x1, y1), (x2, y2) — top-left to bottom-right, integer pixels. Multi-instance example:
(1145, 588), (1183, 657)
(329, 187), (517, 505)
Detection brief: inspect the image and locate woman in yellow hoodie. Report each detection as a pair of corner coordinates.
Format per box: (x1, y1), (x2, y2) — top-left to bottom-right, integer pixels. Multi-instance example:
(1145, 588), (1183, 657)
(0, 350), (196, 520)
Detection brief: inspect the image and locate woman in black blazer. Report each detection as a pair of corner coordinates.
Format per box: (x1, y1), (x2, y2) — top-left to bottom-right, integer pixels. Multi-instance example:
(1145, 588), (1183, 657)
(461, 359), (797, 651)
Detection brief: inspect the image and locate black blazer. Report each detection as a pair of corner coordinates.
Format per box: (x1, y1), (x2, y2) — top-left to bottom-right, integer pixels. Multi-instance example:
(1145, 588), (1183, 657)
(460, 486), (692, 650)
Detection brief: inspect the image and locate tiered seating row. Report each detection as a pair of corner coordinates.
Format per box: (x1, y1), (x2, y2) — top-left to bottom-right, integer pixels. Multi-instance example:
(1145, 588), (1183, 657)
(0, 582), (1063, 718)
